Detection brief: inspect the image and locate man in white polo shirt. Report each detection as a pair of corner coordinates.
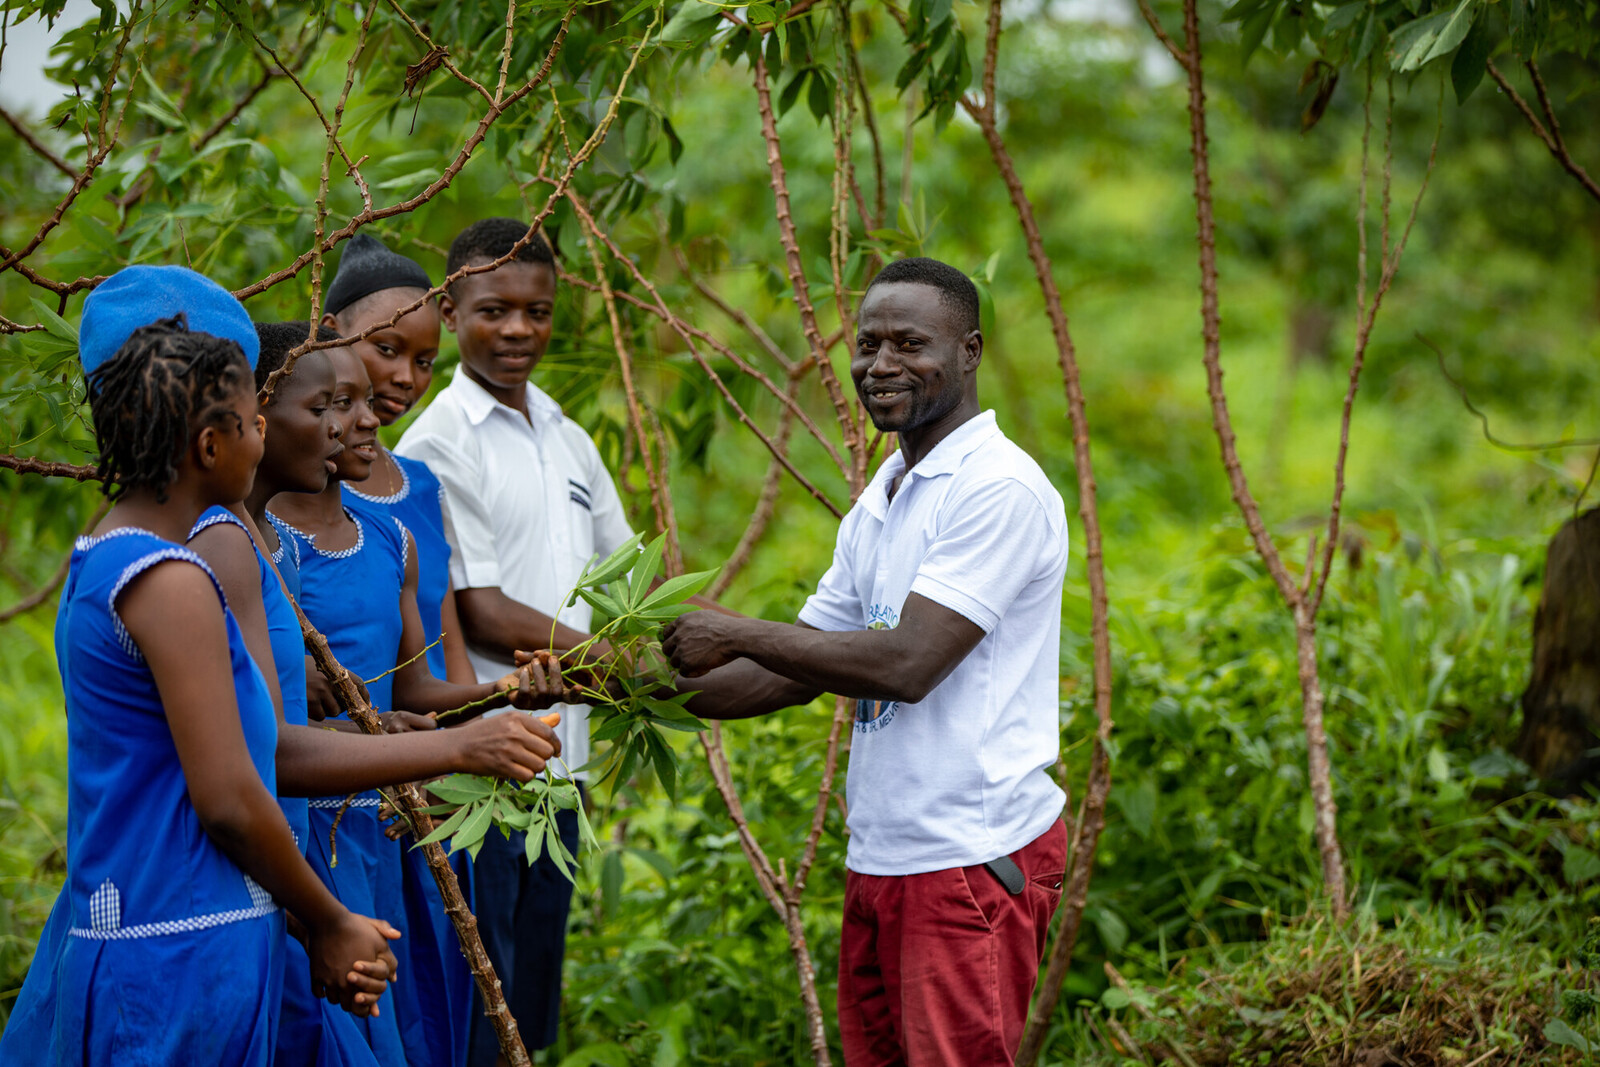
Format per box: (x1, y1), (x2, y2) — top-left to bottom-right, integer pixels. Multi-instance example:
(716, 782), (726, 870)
(395, 218), (632, 1063)
(662, 256), (1069, 1066)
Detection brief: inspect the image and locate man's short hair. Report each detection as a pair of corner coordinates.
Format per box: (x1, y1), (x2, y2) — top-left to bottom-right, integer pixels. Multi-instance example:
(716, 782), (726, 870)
(254, 320), (340, 392)
(863, 257), (980, 336)
(446, 218), (555, 290)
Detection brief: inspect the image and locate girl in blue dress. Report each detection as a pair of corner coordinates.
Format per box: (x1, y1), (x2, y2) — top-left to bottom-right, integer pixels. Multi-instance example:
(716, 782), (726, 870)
(324, 237), (482, 1066)
(182, 327), (566, 1067)
(266, 335), (571, 1067)
(1, 314), (399, 1065)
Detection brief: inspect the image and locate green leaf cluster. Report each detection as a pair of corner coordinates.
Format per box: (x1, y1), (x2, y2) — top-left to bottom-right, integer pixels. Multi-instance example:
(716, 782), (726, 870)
(567, 532), (719, 803)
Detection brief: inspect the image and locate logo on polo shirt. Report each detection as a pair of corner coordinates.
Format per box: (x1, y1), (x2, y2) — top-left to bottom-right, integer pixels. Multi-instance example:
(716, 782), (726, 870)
(856, 604), (899, 733)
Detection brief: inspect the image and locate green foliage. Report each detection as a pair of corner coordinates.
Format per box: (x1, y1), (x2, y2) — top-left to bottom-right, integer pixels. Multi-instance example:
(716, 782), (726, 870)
(4, 0), (1600, 1058)
(416, 773), (598, 881)
(566, 533), (718, 802)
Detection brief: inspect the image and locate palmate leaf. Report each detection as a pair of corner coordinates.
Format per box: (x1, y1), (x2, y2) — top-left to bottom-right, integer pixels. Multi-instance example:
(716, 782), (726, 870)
(627, 533), (668, 609)
(414, 800), (475, 848)
(426, 774), (497, 804)
(450, 798), (497, 855)
(573, 532), (646, 601)
(637, 566), (718, 612)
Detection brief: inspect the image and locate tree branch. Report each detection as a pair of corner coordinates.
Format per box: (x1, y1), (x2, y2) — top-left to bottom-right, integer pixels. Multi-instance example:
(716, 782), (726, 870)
(0, 455), (100, 481)
(1487, 59), (1600, 204)
(233, 9), (576, 303)
(0, 500), (109, 625)
(753, 50), (862, 462)
(0, 105), (75, 178)
(955, 4), (1116, 1061)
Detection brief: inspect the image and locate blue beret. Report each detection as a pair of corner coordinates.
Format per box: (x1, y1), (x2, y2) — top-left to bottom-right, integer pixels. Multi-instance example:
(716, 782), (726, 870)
(79, 265), (260, 374)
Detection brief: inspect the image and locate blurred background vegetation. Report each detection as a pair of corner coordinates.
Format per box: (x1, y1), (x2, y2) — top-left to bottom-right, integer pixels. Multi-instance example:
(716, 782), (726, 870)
(3, 0), (1600, 1062)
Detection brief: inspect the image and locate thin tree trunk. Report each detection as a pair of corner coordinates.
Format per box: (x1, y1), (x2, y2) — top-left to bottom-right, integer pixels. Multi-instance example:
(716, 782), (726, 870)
(295, 610), (532, 1067)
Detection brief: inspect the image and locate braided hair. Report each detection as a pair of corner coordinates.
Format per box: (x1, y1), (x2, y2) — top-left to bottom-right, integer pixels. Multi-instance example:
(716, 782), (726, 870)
(86, 315), (253, 503)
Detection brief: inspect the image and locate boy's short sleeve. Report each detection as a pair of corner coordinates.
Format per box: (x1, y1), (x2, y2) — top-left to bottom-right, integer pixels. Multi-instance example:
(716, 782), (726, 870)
(397, 432), (500, 589)
(572, 424), (634, 557)
(909, 478), (1064, 634)
(798, 512), (865, 632)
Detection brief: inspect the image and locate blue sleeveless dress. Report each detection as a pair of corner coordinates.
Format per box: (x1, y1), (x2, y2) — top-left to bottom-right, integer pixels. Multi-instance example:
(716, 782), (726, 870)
(271, 507), (419, 1066)
(195, 508), (383, 1067)
(345, 452), (473, 1067)
(344, 450), (454, 680)
(0, 527), (284, 1065)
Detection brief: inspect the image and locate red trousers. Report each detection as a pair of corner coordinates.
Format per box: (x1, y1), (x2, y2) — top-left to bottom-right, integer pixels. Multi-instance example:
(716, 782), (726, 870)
(837, 820), (1068, 1067)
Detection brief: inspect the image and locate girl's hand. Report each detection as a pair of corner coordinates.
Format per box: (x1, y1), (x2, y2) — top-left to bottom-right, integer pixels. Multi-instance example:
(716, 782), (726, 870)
(307, 910), (402, 1017)
(448, 710), (561, 782)
(508, 649), (590, 706)
(380, 710), (438, 733)
(305, 656), (372, 721)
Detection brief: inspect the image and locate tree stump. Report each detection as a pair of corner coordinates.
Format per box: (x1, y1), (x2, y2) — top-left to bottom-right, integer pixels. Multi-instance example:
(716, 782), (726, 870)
(1518, 507), (1600, 784)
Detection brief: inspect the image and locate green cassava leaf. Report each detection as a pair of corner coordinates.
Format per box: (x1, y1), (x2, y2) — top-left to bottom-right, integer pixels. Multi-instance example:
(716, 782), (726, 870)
(637, 567), (718, 612)
(414, 800), (474, 848)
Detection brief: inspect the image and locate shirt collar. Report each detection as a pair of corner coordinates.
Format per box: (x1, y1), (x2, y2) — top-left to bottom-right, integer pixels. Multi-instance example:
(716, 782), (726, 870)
(449, 369), (563, 429)
(859, 410), (1000, 519)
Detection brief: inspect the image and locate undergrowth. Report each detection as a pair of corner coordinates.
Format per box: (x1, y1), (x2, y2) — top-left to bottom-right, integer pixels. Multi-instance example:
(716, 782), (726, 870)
(1074, 906), (1580, 1066)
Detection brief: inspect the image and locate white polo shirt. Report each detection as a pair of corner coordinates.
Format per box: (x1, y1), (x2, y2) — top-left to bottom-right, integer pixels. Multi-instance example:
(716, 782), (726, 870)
(798, 410), (1069, 876)
(395, 371), (633, 777)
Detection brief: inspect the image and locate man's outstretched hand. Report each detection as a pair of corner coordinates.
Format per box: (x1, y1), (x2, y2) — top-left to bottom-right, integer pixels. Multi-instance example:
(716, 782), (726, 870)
(661, 612), (747, 677)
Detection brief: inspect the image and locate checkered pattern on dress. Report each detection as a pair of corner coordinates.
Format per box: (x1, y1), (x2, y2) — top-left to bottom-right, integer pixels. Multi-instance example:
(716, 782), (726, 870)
(69, 877), (277, 941)
(307, 795), (381, 809)
(108, 547), (226, 660)
(346, 459), (411, 506)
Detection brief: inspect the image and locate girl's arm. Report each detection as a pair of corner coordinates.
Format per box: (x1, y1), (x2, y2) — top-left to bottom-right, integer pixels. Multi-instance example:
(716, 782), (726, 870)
(275, 711), (561, 796)
(439, 584), (476, 684)
(189, 518), (284, 718)
(391, 530), (558, 719)
(120, 561), (398, 1015)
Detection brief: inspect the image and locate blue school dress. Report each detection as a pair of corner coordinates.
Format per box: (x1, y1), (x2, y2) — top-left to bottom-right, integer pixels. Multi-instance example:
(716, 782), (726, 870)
(345, 452), (473, 1067)
(273, 507), (426, 1067)
(344, 450), (454, 680)
(194, 509), (384, 1067)
(0, 527), (284, 1065)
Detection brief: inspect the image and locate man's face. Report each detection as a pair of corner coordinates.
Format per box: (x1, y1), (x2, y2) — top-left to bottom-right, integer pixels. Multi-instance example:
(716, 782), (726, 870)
(440, 261), (556, 393)
(851, 281), (978, 433)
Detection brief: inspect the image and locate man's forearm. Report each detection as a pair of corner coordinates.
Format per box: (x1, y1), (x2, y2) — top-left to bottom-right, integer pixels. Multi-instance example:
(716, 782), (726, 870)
(458, 587), (593, 659)
(715, 618), (939, 705)
(679, 658), (822, 720)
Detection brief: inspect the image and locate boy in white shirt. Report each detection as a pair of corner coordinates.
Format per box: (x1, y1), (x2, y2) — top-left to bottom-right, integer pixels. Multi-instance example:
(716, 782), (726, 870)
(662, 257), (1069, 1066)
(396, 219), (632, 1063)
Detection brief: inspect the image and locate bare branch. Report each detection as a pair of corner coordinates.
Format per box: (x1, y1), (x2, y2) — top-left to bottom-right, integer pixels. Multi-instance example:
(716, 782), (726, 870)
(1310, 81), (1441, 618)
(0, 455), (100, 481)
(0, 1), (146, 277)
(576, 207), (683, 562)
(1135, 0), (1190, 71)
(563, 192), (848, 518)
(708, 380), (800, 600)
(753, 50), (862, 465)
(235, 10), (576, 303)
(385, 0), (495, 106)
(0, 105), (75, 178)
(1487, 59), (1600, 204)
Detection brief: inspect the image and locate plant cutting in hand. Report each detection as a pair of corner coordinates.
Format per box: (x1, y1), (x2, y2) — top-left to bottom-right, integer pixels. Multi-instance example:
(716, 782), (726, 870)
(409, 534), (716, 880)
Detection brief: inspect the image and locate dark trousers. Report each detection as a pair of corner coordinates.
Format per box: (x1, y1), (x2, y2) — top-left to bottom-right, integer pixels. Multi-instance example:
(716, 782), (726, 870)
(466, 805), (580, 1063)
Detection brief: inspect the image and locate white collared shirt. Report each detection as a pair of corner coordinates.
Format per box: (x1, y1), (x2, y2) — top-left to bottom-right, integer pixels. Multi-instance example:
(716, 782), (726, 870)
(396, 371), (633, 777)
(799, 410), (1069, 875)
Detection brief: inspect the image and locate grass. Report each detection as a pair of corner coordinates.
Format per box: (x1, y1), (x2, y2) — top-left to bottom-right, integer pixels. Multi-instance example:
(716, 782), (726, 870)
(1073, 905), (1584, 1066)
